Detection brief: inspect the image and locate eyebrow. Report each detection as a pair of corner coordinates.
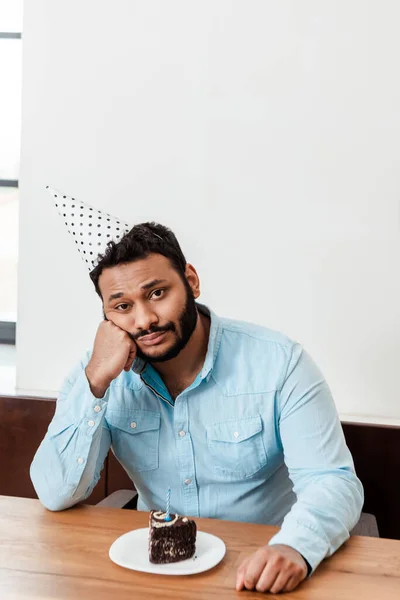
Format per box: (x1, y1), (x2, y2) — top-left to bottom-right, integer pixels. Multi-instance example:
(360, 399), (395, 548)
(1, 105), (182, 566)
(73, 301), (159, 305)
(107, 279), (168, 304)
(140, 278), (168, 291)
(107, 292), (124, 303)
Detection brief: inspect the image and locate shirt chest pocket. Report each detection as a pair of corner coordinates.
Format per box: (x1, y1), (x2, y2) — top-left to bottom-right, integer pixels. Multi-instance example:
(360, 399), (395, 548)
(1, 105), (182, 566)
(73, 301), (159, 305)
(106, 409), (161, 472)
(206, 415), (267, 480)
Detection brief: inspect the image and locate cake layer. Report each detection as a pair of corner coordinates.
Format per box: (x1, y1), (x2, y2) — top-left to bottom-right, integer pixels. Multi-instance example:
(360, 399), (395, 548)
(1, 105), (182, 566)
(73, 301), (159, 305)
(149, 510), (197, 564)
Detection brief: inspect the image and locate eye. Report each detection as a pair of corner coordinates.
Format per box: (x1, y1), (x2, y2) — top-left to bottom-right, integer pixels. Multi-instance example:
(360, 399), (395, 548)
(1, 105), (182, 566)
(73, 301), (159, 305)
(115, 303), (129, 311)
(150, 288), (165, 300)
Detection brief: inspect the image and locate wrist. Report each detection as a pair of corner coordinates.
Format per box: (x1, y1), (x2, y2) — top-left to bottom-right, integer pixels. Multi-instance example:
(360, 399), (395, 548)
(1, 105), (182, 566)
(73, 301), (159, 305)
(267, 544), (308, 574)
(300, 554), (312, 577)
(85, 365), (111, 398)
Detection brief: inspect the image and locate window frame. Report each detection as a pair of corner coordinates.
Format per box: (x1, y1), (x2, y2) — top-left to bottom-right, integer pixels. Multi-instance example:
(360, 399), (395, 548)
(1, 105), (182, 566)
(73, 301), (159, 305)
(0, 177), (19, 345)
(0, 32), (21, 39)
(0, 24), (22, 346)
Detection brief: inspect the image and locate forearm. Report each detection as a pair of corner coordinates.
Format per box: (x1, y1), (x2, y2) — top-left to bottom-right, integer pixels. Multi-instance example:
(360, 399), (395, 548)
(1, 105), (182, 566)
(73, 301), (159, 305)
(274, 344), (364, 574)
(268, 468), (364, 573)
(85, 364), (112, 398)
(30, 368), (111, 511)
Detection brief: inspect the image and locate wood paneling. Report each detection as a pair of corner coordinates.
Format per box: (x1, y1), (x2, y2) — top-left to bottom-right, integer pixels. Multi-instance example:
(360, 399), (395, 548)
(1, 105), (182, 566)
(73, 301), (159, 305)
(0, 395), (106, 504)
(342, 423), (400, 540)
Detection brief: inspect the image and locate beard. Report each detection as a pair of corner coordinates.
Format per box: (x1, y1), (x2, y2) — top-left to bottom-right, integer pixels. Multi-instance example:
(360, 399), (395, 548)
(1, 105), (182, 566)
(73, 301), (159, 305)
(131, 281), (198, 363)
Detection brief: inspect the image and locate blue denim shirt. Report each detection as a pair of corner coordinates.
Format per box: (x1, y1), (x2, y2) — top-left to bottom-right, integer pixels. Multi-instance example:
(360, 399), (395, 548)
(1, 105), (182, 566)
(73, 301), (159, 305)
(30, 304), (363, 573)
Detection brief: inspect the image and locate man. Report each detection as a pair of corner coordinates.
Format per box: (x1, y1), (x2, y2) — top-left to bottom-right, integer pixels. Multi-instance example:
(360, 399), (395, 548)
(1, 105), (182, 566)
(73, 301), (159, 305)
(31, 190), (363, 594)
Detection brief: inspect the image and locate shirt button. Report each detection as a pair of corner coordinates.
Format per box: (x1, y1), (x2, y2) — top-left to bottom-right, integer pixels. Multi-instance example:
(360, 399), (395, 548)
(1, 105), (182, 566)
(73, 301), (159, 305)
(184, 478), (191, 485)
(94, 405), (101, 413)
(130, 422), (137, 429)
(179, 430), (186, 437)
(77, 457), (84, 465)
(233, 431), (239, 438)
(88, 420), (95, 427)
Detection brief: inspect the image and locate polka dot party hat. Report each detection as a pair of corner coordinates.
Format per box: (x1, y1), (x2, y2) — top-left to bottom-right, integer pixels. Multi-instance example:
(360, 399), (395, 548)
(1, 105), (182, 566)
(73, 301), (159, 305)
(46, 186), (131, 270)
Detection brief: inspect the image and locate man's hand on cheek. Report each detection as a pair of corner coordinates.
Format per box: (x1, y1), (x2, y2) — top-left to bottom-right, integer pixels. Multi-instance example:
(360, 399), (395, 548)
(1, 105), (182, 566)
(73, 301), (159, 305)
(85, 320), (138, 398)
(236, 544), (308, 594)
(123, 338), (138, 372)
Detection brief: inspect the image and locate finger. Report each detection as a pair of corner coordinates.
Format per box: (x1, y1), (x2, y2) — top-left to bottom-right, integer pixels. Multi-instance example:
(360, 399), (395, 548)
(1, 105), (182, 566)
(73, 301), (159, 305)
(283, 572), (304, 593)
(242, 553), (270, 590)
(128, 340), (137, 357)
(269, 568), (292, 594)
(123, 344), (137, 371)
(236, 557), (252, 590)
(253, 561), (280, 593)
(236, 557), (251, 591)
(124, 356), (136, 371)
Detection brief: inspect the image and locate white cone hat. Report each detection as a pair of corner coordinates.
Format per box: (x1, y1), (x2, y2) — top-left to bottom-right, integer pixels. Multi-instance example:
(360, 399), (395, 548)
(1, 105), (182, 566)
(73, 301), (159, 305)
(47, 186), (131, 270)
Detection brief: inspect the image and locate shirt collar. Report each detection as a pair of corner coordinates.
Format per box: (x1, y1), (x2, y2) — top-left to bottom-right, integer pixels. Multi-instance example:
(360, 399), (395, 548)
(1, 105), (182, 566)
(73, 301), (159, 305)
(131, 302), (222, 381)
(197, 303), (222, 381)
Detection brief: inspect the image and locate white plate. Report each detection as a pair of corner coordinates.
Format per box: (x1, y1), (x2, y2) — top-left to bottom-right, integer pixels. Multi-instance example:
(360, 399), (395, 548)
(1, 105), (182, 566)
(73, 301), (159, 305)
(109, 527), (226, 575)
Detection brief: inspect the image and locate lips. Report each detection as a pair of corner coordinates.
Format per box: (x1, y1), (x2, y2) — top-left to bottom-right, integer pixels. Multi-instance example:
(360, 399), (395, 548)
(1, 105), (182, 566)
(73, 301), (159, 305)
(138, 331), (168, 346)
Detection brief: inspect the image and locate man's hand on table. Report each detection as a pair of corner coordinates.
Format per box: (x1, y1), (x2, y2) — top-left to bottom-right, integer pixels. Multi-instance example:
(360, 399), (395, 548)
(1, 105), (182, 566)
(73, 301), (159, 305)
(236, 543), (308, 594)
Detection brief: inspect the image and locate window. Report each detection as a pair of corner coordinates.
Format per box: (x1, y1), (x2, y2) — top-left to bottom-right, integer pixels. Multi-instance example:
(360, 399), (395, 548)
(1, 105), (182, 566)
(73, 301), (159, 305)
(0, 1), (23, 344)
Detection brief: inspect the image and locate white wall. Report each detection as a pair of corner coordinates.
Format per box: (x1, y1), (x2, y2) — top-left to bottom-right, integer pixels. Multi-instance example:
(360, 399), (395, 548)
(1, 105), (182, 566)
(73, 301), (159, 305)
(17, 1), (400, 424)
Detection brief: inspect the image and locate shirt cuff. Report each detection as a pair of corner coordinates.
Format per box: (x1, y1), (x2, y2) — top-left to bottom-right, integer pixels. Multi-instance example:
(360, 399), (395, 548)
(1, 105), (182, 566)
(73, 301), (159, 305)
(268, 521), (330, 575)
(301, 555), (313, 578)
(64, 369), (110, 424)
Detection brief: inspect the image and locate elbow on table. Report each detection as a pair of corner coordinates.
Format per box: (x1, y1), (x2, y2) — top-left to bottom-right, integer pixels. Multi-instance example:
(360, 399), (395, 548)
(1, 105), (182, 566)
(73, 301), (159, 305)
(30, 464), (78, 512)
(39, 495), (78, 512)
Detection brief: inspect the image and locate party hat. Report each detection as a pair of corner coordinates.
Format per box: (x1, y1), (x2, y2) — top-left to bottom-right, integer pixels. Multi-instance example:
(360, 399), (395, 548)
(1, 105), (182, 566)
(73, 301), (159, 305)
(47, 186), (131, 270)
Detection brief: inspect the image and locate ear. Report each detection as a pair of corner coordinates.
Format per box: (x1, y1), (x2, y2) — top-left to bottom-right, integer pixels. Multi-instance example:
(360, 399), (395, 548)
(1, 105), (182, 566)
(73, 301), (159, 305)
(184, 263), (200, 299)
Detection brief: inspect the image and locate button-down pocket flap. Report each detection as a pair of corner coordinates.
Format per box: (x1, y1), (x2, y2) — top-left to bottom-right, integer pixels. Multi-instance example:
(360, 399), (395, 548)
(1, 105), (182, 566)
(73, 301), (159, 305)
(207, 415), (262, 444)
(107, 410), (160, 434)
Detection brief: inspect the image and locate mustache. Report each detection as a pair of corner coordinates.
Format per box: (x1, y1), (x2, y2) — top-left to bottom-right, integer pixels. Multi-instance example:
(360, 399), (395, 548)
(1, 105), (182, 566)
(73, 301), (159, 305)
(102, 311), (176, 342)
(129, 322), (176, 342)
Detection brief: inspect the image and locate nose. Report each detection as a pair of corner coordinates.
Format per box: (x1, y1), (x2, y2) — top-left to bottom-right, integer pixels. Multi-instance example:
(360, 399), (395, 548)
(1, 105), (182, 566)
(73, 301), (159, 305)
(133, 302), (159, 334)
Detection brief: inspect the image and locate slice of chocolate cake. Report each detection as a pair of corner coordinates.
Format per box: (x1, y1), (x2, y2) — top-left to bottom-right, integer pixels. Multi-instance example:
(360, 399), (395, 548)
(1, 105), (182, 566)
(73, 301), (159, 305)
(148, 510), (197, 564)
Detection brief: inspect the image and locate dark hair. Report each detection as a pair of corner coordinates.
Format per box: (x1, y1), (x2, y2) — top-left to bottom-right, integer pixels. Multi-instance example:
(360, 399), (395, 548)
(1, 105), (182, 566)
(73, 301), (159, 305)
(89, 222), (187, 298)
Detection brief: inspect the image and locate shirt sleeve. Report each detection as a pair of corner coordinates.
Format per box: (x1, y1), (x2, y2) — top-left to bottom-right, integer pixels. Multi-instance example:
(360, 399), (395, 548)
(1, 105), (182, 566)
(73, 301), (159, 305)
(267, 344), (364, 574)
(30, 351), (111, 511)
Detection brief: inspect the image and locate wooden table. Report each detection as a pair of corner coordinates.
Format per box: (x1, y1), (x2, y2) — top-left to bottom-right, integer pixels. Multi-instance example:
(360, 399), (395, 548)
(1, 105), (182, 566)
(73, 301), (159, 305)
(1, 496), (399, 599)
